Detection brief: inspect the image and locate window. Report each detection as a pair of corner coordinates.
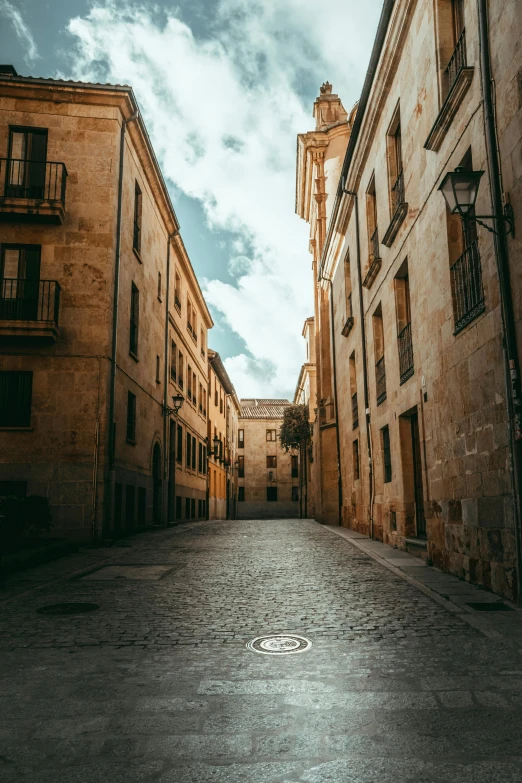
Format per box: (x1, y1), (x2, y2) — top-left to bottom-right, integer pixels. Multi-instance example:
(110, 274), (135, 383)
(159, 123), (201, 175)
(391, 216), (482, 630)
(353, 439), (360, 481)
(0, 245), (41, 321)
(238, 486), (245, 502)
(192, 435), (196, 471)
(382, 425), (392, 483)
(350, 353), (358, 429)
(191, 498), (196, 519)
(198, 442), (203, 473)
(202, 446), (207, 474)
(365, 174), (380, 275)
(174, 271), (181, 311)
(203, 389), (207, 417)
(373, 304), (386, 406)
(178, 351), (184, 389)
(395, 259), (414, 384)
(187, 299), (193, 332)
(200, 328), (205, 356)
(266, 429), (276, 441)
(292, 487), (299, 502)
(186, 431), (191, 468)
(199, 382), (203, 413)
(175, 495), (182, 519)
(130, 283), (139, 357)
(170, 340), (177, 382)
(266, 456), (277, 468)
(156, 355), (161, 384)
(185, 497), (191, 519)
(214, 381), (218, 407)
(0, 371), (32, 427)
(383, 103), (407, 247)
(187, 364), (192, 400)
(291, 455), (298, 478)
(157, 271), (162, 301)
(126, 391), (136, 443)
(267, 487), (278, 502)
(238, 429), (244, 448)
(198, 499), (203, 518)
(133, 182), (142, 254)
(176, 423), (183, 463)
(7, 127), (48, 199)
(193, 372), (197, 407)
(238, 455), (244, 478)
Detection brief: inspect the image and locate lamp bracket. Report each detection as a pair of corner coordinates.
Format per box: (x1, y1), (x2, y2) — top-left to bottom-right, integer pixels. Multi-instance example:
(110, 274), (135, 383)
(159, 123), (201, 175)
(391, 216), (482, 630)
(162, 406), (179, 417)
(465, 204), (515, 238)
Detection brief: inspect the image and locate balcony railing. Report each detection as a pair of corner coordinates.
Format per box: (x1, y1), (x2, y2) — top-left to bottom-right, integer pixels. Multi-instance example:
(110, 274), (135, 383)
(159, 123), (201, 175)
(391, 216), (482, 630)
(174, 294), (181, 312)
(370, 227), (380, 261)
(0, 158), (67, 203)
(0, 279), (60, 323)
(375, 355), (387, 406)
(446, 28), (467, 94)
(391, 169), (405, 216)
(398, 321), (414, 385)
(133, 221), (141, 253)
(450, 240), (485, 334)
(351, 391), (359, 430)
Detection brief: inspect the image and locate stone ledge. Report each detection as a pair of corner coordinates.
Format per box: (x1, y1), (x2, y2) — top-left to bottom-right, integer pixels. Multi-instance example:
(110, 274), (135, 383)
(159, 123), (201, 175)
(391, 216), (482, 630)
(382, 202), (408, 247)
(424, 67), (474, 152)
(362, 256), (381, 289)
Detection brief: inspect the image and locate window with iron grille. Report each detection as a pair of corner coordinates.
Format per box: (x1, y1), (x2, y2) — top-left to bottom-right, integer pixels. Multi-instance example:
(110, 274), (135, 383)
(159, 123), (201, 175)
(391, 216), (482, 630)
(382, 425), (392, 483)
(170, 340), (177, 382)
(266, 456), (277, 469)
(126, 391), (136, 443)
(193, 372), (197, 407)
(130, 283), (139, 357)
(353, 439), (360, 481)
(186, 431), (191, 469)
(192, 435), (196, 471)
(238, 486), (245, 501)
(178, 352), (184, 389)
(198, 442), (203, 473)
(267, 487), (277, 502)
(176, 423), (183, 463)
(0, 371), (32, 427)
(291, 455), (298, 478)
(238, 455), (244, 478)
(187, 364), (192, 401)
(133, 182), (142, 254)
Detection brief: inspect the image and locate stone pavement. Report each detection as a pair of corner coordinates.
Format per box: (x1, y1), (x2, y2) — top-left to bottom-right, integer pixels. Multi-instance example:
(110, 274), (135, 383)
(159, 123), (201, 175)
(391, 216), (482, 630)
(1, 518), (522, 782)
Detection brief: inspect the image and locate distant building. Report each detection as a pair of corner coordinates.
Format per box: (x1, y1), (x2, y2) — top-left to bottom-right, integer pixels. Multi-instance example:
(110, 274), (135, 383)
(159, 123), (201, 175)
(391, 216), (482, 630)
(237, 399), (299, 519)
(0, 67), (212, 541)
(294, 317), (317, 518)
(207, 350), (240, 520)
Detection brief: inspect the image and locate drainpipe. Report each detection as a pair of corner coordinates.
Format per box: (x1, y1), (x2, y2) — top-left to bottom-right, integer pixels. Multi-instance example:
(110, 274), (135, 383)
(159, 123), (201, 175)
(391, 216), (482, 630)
(106, 109), (138, 534)
(319, 273), (343, 525)
(477, 0), (522, 602)
(343, 188), (374, 538)
(164, 230), (180, 526)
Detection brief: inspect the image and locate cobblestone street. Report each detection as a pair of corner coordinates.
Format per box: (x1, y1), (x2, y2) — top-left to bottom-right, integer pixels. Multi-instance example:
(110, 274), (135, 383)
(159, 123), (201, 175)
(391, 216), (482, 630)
(2, 518), (522, 782)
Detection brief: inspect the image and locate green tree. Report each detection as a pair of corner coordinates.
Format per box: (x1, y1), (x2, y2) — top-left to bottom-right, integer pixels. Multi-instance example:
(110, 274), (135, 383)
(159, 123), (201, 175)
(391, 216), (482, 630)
(279, 404), (310, 452)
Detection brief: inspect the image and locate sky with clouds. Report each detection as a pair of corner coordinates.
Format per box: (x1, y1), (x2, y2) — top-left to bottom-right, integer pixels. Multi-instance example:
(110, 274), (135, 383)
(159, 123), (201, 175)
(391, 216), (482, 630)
(0, 0), (382, 399)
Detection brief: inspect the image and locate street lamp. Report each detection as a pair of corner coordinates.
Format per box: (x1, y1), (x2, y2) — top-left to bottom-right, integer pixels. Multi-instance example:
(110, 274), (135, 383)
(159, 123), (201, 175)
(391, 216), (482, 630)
(210, 435), (220, 456)
(162, 394), (184, 417)
(438, 166), (514, 236)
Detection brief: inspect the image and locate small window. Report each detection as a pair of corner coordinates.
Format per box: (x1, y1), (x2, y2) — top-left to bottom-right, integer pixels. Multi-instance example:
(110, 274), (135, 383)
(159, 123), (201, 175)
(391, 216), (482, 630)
(199, 382), (203, 413)
(291, 487), (299, 502)
(186, 431), (191, 469)
(267, 487), (278, 502)
(353, 439), (360, 481)
(266, 456), (277, 469)
(133, 182), (142, 254)
(238, 455), (244, 478)
(176, 423), (183, 463)
(178, 352), (184, 389)
(238, 429), (244, 448)
(0, 371), (32, 427)
(193, 372), (197, 407)
(157, 271), (162, 301)
(382, 425), (392, 483)
(187, 364), (192, 401)
(156, 355), (160, 384)
(126, 391), (136, 443)
(238, 486), (245, 502)
(291, 455), (299, 478)
(174, 272), (181, 311)
(130, 283), (139, 357)
(266, 429), (276, 441)
(192, 435), (196, 471)
(170, 340), (177, 382)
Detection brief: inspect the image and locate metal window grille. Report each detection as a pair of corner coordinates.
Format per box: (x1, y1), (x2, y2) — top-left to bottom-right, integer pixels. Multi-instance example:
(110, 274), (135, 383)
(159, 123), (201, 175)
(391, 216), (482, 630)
(390, 168), (405, 216)
(397, 321), (414, 384)
(1, 158), (67, 203)
(370, 227), (380, 261)
(450, 240), (485, 334)
(446, 28), (467, 93)
(353, 439), (360, 481)
(0, 279), (60, 323)
(382, 425), (392, 483)
(375, 355), (387, 406)
(351, 391), (359, 430)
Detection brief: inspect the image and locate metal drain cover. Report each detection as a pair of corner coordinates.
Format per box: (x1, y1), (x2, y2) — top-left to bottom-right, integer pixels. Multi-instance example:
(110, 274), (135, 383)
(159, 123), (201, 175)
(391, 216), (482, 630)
(246, 634), (312, 655)
(37, 603), (99, 615)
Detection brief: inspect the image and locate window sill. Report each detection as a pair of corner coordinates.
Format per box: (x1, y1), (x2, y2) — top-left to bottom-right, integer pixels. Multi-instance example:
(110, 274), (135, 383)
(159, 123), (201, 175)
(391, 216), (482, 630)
(341, 316), (354, 337)
(133, 247), (143, 264)
(0, 426), (33, 431)
(126, 438), (136, 446)
(362, 256), (381, 289)
(424, 67), (474, 152)
(382, 202), (408, 248)
(157, 296), (162, 304)
(129, 351), (139, 363)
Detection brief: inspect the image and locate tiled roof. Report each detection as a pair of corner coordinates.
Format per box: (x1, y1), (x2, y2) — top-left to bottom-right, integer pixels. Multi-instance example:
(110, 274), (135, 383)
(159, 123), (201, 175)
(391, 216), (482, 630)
(239, 399), (291, 419)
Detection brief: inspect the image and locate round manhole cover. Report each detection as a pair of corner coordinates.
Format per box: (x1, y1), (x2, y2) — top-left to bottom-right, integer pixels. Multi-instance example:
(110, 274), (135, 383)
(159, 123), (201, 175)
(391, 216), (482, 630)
(36, 603), (99, 616)
(246, 634), (312, 655)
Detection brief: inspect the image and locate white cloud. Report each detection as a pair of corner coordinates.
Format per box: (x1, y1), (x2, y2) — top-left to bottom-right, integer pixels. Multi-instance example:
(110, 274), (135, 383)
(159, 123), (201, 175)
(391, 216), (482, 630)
(66, 0), (381, 397)
(0, 0), (39, 63)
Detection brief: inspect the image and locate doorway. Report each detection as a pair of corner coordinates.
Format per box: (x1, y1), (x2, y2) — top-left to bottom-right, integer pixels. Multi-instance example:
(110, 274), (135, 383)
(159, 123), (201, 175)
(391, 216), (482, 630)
(410, 413), (426, 537)
(152, 443), (162, 524)
(399, 407), (426, 538)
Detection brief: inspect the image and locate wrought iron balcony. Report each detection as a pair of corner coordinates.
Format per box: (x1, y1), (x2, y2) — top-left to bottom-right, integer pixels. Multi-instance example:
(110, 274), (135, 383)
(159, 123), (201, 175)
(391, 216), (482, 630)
(446, 28), (467, 94)
(0, 159), (67, 223)
(450, 240), (485, 334)
(375, 355), (387, 406)
(0, 279), (60, 341)
(398, 321), (414, 385)
(351, 391), (359, 430)
(383, 169), (408, 247)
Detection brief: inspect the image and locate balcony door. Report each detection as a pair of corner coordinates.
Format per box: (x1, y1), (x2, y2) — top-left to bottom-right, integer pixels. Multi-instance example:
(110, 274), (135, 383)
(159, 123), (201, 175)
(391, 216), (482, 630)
(7, 127), (48, 199)
(0, 245), (41, 320)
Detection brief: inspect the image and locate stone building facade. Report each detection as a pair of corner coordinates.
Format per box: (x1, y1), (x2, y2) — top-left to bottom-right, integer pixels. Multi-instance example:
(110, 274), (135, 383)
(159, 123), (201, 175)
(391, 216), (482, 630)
(294, 317), (317, 518)
(237, 399), (299, 519)
(0, 67), (212, 542)
(207, 349), (240, 520)
(296, 0), (522, 600)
